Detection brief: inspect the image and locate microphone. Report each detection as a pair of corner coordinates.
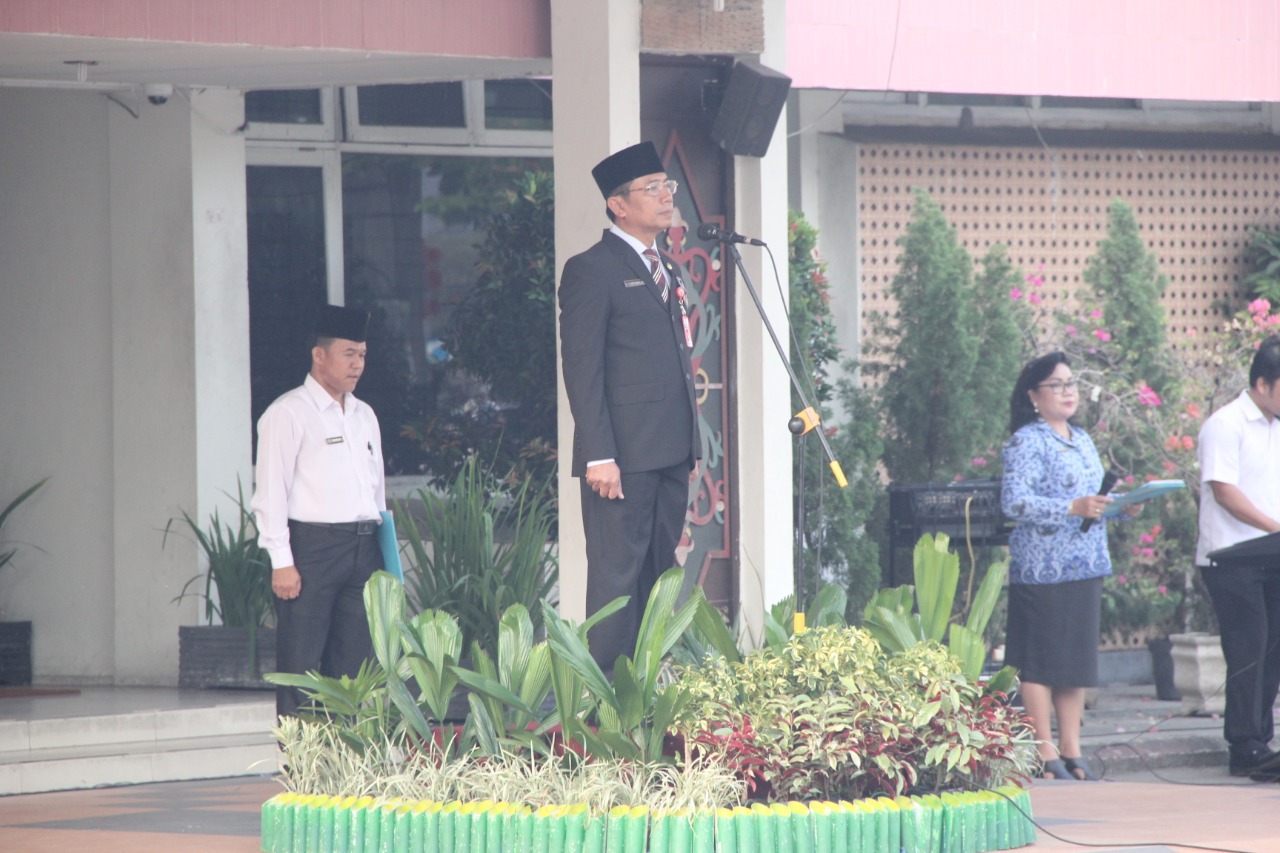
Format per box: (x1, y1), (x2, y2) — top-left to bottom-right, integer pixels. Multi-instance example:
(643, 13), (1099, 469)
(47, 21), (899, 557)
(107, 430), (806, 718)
(696, 222), (766, 247)
(1080, 469), (1120, 532)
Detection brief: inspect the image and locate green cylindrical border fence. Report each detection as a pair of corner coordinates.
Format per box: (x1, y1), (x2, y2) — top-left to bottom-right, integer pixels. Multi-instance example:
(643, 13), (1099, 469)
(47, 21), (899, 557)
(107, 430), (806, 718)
(260, 786), (1035, 853)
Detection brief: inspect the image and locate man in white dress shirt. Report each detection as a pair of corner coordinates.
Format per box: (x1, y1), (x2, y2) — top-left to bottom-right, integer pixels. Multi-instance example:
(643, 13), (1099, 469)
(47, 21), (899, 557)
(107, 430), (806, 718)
(1196, 335), (1280, 779)
(251, 304), (386, 718)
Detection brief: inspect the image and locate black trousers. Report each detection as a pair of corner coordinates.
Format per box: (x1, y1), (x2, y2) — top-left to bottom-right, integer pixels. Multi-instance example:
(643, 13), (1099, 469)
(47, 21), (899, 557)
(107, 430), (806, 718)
(1200, 561), (1280, 751)
(274, 521), (380, 718)
(581, 462), (689, 674)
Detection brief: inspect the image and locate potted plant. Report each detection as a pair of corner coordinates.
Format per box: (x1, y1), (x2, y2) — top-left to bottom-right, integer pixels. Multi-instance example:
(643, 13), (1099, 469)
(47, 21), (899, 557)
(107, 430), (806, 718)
(0, 478), (47, 686)
(165, 481), (276, 688)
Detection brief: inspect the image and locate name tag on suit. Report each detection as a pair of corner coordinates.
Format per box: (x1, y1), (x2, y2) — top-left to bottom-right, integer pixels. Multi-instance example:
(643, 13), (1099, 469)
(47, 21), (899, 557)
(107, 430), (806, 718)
(623, 278), (647, 288)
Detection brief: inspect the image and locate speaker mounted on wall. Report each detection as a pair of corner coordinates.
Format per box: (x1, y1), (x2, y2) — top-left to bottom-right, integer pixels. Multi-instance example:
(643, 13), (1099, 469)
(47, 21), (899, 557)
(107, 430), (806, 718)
(709, 60), (792, 158)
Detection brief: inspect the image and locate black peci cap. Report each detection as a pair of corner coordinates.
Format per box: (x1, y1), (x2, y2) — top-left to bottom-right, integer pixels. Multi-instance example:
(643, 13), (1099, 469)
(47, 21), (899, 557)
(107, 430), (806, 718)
(313, 304), (369, 343)
(591, 142), (665, 198)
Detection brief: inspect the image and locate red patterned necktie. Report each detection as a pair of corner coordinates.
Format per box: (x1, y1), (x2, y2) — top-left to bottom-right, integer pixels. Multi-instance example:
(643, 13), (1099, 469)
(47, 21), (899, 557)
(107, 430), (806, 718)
(643, 248), (669, 303)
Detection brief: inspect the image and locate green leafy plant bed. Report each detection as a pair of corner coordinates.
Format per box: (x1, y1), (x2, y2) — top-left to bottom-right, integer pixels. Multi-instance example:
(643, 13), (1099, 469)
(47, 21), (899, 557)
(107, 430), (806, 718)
(260, 786), (1035, 853)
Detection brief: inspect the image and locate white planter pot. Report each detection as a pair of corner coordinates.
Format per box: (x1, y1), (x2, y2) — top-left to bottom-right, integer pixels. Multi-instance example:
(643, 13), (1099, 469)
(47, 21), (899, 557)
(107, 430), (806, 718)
(1169, 632), (1226, 716)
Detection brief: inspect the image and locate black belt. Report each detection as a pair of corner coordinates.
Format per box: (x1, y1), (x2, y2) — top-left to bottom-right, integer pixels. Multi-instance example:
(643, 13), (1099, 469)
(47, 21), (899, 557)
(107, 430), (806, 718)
(291, 519), (379, 535)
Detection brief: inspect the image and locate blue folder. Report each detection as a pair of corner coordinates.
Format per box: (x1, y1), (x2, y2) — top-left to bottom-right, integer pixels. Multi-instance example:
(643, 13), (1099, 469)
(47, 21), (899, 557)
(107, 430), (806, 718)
(377, 510), (403, 581)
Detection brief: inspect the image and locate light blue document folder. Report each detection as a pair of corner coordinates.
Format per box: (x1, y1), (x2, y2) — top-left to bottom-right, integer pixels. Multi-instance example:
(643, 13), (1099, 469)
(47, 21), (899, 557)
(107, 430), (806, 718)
(378, 510), (403, 581)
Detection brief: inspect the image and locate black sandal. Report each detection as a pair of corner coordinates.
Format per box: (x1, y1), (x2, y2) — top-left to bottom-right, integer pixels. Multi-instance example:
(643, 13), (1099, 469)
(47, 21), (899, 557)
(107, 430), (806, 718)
(1062, 756), (1100, 781)
(1040, 758), (1074, 780)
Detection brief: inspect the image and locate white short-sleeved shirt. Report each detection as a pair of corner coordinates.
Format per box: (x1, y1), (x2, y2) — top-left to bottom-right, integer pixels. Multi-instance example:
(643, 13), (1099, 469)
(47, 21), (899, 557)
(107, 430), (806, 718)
(250, 374), (386, 569)
(1195, 388), (1280, 565)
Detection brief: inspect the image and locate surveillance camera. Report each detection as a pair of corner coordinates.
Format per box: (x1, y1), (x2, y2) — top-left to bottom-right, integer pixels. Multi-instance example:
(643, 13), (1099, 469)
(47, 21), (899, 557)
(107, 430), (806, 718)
(143, 83), (173, 105)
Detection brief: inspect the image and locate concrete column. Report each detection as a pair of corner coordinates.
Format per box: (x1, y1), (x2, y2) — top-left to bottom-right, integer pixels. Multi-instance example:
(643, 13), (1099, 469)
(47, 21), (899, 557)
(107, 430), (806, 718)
(732, 0), (794, 645)
(551, 0), (642, 621)
(109, 89), (250, 683)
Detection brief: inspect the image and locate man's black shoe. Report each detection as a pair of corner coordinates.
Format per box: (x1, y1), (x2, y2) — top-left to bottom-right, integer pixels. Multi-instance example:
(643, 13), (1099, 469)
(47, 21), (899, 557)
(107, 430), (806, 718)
(1228, 746), (1280, 777)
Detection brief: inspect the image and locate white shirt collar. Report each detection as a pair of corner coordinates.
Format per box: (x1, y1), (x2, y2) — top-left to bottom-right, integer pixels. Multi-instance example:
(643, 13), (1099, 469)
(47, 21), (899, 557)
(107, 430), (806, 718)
(610, 224), (657, 259)
(303, 373), (346, 412)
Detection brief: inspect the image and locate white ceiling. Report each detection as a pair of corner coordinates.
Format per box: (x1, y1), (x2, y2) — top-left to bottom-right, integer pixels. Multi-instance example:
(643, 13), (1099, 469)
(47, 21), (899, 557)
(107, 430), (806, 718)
(0, 32), (551, 91)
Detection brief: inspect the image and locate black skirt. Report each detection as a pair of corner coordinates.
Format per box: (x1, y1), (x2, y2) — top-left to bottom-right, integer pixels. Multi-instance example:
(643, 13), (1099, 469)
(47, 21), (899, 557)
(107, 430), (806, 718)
(1005, 576), (1103, 688)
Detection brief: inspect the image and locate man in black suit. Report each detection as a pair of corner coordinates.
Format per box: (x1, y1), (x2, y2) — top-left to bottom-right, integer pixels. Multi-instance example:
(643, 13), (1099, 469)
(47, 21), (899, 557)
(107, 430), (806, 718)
(558, 141), (701, 673)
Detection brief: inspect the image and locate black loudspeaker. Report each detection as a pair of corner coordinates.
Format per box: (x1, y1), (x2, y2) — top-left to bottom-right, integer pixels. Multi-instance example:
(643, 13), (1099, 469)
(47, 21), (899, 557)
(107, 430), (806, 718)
(710, 60), (792, 157)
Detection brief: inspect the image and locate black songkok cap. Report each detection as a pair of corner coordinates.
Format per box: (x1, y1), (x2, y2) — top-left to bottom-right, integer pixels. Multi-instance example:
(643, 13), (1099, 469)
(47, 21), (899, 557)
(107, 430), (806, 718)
(313, 304), (369, 343)
(591, 142), (665, 199)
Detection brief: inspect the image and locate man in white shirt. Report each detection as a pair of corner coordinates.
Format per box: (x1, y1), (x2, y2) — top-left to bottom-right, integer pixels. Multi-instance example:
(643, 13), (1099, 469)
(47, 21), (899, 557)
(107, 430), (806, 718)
(1196, 335), (1280, 779)
(251, 305), (386, 718)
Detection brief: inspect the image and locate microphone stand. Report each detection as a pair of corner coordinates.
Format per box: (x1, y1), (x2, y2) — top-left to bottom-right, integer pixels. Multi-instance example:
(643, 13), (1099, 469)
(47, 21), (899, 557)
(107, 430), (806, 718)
(721, 240), (847, 617)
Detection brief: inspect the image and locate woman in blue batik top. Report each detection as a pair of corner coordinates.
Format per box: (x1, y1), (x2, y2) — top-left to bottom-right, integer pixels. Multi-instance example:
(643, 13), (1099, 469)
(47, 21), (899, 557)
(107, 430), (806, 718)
(1001, 352), (1139, 781)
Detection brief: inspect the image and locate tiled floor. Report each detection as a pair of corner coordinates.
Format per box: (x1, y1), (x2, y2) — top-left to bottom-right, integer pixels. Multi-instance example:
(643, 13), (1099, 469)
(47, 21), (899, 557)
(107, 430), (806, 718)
(3, 774), (1280, 853)
(0, 776), (279, 852)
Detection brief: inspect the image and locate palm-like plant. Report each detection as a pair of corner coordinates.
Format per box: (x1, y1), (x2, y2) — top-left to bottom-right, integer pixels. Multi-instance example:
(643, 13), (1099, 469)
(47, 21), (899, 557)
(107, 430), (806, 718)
(0, 478), (47, 576)
(862, 533), (1015, 693)
(397, 455), (557, 657)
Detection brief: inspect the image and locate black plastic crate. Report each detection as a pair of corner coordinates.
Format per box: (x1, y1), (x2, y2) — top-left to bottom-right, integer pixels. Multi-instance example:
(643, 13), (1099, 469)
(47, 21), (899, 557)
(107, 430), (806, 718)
(888, 478), (1010, 547)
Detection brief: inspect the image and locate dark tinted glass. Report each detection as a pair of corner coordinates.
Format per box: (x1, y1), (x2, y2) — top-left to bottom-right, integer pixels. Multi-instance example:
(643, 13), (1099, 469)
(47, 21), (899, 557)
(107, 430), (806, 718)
(484, 79), (552, 130)
(357, 83), (466, 128)
(245, 89), (323, 125)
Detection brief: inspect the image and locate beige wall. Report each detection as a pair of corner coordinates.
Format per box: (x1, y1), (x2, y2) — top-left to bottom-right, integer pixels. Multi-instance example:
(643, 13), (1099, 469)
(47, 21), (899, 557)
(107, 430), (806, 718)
(0, 87), (251, 684)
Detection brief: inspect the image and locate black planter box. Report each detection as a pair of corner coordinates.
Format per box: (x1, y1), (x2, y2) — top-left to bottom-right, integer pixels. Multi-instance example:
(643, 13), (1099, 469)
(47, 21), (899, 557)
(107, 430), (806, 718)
(178, 625), (276, 690)
(0, 621), (32, 686)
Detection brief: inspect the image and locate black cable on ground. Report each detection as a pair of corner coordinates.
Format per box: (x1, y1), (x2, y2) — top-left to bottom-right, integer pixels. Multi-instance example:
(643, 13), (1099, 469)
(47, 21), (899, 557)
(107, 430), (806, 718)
(974, 779), (1263, 853)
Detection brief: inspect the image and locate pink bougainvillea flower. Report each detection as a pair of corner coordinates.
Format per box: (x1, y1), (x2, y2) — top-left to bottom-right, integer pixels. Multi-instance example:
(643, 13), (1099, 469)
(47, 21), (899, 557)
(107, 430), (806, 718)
(971, 456), (987, 467)
(1028, 293), (1043, 305)
(1182, 435), (1194, 450)
(1139, 533), (1154, 545)
(1185, 403), (1201, 419)
(1141, 547), (1155, 559)
(1065, 324), (1078, 337)
(1137, 384), (1162, 407)
(1158, 585), (1168, 595)
(1249, 298), (1271, 315)
(1009, 287), (1023, 301)
(1164, 436), (1180, 451)
(1092, 328), (1112, 341)
(1090, 309), (1103, 319)
(1151, 524), (1163, 536)
(1124, 474), (1135, 484)
(1117, 575), (1128, 584)
(1132, 547), (1142, 557)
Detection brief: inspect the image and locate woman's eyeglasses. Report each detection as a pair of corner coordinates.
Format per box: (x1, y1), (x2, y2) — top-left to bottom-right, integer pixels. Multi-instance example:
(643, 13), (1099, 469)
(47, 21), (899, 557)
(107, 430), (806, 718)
(1036, 379), (1079, 395)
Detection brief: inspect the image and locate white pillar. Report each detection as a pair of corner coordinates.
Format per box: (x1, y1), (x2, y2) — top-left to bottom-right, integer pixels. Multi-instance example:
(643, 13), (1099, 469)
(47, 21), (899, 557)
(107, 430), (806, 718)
(732, 0), (795, 645)
(108, 88), (250, 683)
(550, 0), (643, 621)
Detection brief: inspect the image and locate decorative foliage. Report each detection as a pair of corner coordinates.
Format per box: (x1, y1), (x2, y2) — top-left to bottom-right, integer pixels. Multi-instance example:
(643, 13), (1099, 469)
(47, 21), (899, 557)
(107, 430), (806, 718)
(673, 624), (1035, 801)
(397, 453), (557, 658)
(1241, 226), (1280, 304)
(165, 480), (274, 630)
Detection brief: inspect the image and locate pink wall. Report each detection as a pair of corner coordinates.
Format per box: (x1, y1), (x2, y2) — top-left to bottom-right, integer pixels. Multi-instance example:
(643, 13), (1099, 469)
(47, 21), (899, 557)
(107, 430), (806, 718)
(788, 0), (1280, 101)
(0, 0), (550, 57)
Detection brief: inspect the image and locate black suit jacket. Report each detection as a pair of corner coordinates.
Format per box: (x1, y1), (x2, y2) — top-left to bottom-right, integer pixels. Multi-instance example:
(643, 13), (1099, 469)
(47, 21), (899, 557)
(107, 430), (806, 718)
(558, 229), (700, 477)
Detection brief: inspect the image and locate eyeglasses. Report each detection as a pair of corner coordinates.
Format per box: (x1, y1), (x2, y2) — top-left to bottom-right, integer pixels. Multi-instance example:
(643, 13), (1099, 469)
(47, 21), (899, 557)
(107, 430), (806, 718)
(622, 179), (678, 197)
(1036, 379), (1079, 395)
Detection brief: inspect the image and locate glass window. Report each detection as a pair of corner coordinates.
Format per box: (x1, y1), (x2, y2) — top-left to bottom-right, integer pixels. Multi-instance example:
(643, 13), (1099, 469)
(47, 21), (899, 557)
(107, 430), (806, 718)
(341, 154), (549, 477)
(484, 80), (552, 131)
(246, 165), (329, 453)
(246, 89), (324, 125)
(356, 82), (466, 128)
